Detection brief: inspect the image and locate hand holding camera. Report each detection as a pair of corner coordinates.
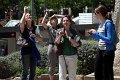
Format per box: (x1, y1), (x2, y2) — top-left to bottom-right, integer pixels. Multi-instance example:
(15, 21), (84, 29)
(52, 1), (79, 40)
(58, 28), (65, 36)
(24, 6), (29, 13)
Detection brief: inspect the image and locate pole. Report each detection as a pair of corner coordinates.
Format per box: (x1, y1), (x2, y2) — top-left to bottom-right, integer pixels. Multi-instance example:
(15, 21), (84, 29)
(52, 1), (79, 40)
(31, 0), (34, 20)
(18, 0), (20, 19)
(44, 0), (46, 15)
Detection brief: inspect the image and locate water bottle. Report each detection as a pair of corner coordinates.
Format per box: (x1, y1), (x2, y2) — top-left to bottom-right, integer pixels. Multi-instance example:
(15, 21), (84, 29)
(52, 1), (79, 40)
(35, 26), (40, 44)
(35, 26), (40, 35)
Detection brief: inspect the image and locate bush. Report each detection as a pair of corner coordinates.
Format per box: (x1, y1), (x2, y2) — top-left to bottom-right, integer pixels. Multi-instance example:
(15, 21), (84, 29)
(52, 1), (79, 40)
(0, 51), (21, 79)
(77, 40), (98, 75)
(36, 66), (49, 76)
(36, 46), (49, 76)
(37, 46), (48, 67)
(36, 40), (98, 76)
(0, 40), (98, 78)
(36, 45), (58, 76)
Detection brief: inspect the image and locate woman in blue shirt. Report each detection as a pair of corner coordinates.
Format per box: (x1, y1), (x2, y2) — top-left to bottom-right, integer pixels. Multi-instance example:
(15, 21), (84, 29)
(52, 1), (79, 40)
(88, 5), (117, 80)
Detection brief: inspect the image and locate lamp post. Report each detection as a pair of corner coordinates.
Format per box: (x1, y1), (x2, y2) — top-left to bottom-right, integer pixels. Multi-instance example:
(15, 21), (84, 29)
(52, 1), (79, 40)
(18, 0), (20, 19)
(44, 0), (46, 15)
(31, 0), (34, 20)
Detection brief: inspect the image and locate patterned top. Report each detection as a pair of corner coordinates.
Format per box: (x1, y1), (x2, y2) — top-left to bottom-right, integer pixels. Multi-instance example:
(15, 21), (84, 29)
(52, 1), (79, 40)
(97, 23), (106, 50)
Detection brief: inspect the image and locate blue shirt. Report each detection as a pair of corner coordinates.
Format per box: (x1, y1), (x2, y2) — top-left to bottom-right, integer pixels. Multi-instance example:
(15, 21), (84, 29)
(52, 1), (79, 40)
(91, 19), (116, 51)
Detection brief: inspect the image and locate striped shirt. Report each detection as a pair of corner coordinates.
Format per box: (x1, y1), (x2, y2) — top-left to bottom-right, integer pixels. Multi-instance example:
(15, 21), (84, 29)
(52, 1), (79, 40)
(97, 23), (106, 50)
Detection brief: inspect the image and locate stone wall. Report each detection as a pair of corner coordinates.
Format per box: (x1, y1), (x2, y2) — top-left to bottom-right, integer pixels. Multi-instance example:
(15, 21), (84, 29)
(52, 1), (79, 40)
(113, 0), (120, 76)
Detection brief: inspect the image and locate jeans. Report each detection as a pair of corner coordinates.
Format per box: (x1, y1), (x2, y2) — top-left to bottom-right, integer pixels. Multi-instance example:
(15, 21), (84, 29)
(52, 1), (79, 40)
(59, 55), (78, 80)
(21, 54), (37, 80)
(95, 49), (115, 80)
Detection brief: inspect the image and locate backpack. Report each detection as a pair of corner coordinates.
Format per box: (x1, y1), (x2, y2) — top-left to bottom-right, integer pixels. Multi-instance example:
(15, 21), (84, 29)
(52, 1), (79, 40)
(105, 20), (119, 46)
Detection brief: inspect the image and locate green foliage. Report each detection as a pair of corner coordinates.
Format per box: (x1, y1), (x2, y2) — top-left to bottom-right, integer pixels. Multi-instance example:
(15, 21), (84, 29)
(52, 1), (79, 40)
(37, 46), (48, 67)
(0, 0), (115, 18)
(0, 40), (98, 78)
(77, 40), (98, 75)
(0, 52), (21, 79)
(36, 40), (98, 76)
(36, 66), (49, 76)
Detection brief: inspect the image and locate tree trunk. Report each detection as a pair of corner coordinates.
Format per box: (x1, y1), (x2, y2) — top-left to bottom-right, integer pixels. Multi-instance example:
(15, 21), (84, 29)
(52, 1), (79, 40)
(113, 0), (120, 76)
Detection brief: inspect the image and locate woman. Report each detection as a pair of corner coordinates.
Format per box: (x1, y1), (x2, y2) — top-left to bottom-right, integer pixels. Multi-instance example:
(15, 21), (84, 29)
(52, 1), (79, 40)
(41, 12), (62, 80)
(55, 15), (81, 80)
(88, 5), (116, 80)
(20, 6), (41, 80)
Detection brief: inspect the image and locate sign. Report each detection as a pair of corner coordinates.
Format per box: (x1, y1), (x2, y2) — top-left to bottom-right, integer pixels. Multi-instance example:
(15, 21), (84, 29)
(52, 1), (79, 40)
(78, 13), (92, 24)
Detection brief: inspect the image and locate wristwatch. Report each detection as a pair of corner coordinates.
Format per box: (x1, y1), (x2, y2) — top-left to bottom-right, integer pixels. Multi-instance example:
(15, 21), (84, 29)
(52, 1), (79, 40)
(68, 36), (71, 41)
(68, 36), (74, 40)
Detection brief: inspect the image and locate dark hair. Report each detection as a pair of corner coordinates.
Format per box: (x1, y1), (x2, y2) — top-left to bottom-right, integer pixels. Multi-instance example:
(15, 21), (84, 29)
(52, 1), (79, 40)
(61, 15), (74, 29)
(62, 15), (73, 23)
(106, 12), (112, 21)
(95, 5), (112, 20)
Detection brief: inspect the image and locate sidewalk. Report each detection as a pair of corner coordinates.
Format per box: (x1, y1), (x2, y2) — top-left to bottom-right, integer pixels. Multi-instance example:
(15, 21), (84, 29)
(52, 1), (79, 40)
(1, 74), (120, 80)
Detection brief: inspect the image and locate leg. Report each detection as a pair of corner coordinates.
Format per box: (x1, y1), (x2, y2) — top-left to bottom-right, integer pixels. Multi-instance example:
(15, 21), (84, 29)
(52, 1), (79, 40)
(67, 55), (78, 80)
(29, 56), (37, 80)
(47, 44), (58, 80)
(103, 50), (115, 80)
(95, 50), (103, 80)
(21, 55), (31, 80)
(59, 55), (67, 80)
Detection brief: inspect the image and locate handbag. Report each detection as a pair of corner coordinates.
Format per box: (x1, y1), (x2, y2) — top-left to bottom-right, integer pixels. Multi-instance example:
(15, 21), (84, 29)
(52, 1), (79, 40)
(55, 42), (63, 56)
(17, 36), (30, 47)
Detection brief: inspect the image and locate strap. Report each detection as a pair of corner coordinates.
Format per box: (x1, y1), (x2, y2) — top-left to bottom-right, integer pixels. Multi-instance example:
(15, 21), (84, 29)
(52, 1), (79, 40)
(63, 55), (68, 74)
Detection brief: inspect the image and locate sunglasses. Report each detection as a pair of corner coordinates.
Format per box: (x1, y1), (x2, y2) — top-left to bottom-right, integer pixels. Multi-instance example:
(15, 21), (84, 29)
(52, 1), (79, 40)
(95, 12), (99, 15)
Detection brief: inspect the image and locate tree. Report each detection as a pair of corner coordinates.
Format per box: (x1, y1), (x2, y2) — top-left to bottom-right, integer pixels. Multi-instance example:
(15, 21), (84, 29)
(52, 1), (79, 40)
(0, 0), (115, 20)
(0, 0), (9, 19)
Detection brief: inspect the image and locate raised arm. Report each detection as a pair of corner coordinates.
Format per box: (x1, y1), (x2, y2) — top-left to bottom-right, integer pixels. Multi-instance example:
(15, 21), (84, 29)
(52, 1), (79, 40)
(41, 12), (48, 30)
(20, 6), (29, 33)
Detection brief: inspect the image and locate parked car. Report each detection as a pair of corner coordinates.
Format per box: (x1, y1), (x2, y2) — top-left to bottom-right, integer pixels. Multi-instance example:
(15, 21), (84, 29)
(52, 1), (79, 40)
(4, 20), (20, 27)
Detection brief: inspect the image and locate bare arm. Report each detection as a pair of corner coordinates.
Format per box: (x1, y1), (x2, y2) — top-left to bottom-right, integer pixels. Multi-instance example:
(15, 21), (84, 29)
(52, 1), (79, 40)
(65, 30), (80, 47)
(20, 6), (28, 33)
(69, 38), (80, 47)
(41, 12), (48, 30)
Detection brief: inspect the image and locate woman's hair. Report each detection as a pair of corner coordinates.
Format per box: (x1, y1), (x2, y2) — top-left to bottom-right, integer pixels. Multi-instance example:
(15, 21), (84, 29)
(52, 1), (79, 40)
(95, 5), (112, 20)
(61, 15), (74, 29)
(62, 15), (72, 23)
(31, 20), (35, 27)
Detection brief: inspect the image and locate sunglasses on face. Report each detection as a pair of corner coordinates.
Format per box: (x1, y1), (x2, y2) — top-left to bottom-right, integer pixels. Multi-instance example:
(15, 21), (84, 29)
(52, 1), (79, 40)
(95, 12), (99, 15)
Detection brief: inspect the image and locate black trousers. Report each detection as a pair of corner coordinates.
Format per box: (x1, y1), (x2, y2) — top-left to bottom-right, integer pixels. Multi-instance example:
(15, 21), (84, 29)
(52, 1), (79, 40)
(95, 49), (115, 80)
